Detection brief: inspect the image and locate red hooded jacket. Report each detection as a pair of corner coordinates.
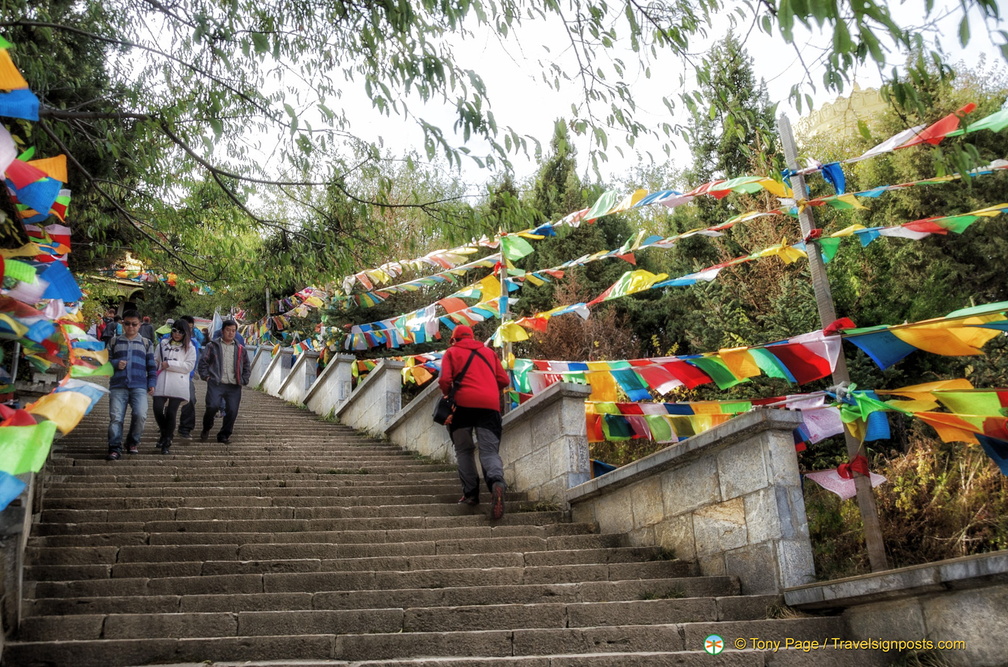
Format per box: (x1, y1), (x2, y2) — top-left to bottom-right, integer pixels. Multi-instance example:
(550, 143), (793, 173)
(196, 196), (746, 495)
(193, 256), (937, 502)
(439, 338), (510, 411)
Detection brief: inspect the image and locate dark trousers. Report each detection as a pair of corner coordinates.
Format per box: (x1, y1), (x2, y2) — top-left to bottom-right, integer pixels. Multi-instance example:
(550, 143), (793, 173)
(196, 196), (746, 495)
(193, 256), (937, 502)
(152, 396), (184, 443)
(178, 377), (196, 435)
(202, 381), (242, 441)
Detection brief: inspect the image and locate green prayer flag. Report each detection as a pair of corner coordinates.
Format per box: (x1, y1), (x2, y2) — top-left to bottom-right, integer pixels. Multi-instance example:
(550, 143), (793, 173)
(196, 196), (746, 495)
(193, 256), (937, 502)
(501, 235), (535, 262)
(70, 362), (113, 378)
(0, 421), (58, 474)
(644, 415), (675, 442)
(4, 260), (37, 284)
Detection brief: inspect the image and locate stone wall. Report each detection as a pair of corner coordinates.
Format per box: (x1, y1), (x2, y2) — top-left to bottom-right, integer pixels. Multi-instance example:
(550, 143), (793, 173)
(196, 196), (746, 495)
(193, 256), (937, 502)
(385, 382), (455, 463)
(248, 347), (272, 387)
(278, 351), (319, 404)
(500, 383), (592, 505)
(335, 360), (403, 437)
(568, 409), (813, 595)
(786, 552), (1008, 667)
(304, 354), (355, 419)
(260, 348), (294, 397)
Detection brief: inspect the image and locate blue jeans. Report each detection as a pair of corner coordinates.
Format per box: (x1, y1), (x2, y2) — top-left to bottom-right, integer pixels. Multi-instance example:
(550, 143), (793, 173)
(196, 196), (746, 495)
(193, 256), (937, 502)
(108, 387), (149, 453)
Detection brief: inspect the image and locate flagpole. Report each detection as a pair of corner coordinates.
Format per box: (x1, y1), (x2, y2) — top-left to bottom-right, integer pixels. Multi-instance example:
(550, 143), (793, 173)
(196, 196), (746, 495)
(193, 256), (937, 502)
(777, 113), (889, 572)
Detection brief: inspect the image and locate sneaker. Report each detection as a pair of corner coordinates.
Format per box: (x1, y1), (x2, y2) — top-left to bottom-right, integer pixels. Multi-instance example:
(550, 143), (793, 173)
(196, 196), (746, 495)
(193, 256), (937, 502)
(160, 445), (171, 455)
(177, 432), (192, 440)
(126, 444), (139, 455)
(491, 482), (506, 520)
(457, 495), (479, 506)
(106, 451), (121, 461)
(199, 431), (209, 441)
(217, 437), (230, 444)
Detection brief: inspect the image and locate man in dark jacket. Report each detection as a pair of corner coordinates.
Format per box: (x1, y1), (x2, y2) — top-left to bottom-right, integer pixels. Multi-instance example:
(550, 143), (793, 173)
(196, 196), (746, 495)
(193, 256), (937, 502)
(197, 320), (250, 444)
(438, 325), (511, 519)
(106, 311), (157, 460)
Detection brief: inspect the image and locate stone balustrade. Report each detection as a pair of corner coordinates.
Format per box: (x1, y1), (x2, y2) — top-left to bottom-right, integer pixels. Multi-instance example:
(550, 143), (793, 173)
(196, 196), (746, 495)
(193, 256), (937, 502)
(567, 409), (814, 595)
(278, 351), (320, 404)
(303, 354), (356, 419)
(334, 359), (404, 437)
(248, 346), (272, 387)
(259, 347), (294, 396)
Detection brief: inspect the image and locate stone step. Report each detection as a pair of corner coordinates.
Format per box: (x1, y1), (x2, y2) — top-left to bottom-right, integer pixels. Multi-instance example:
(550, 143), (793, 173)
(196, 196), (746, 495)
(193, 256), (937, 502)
(26, 577), (744, 616)
(27, 511), (574, 547)
(28, 552), (691, 582)
(42, 491), (525, 510)
(5, 618), (857, 667)
(43, 483), (469, 498)
(28, 543), (663, 567)
(38, 497), (538, 523)
(19, 594), (784, 641)
(29, 559), (694, 598)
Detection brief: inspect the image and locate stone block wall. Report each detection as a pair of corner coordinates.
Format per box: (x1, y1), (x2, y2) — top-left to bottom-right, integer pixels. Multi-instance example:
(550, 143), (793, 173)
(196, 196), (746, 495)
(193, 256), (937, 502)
(500, 383), (592, 505)
(786, 552), (1008, 667)
(278, 352), (319, 405)
(568, 409), (813, 594)
(385, 382), (454, 463)
(304, 354), (355, 418)
(335, 360), (403, 436)
(260, 348), (294, 397)
(248, 347), (272, 387)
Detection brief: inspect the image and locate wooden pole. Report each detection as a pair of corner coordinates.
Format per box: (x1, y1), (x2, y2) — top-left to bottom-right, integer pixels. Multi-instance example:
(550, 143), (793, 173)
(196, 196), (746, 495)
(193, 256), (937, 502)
(777, 113), (890, 572)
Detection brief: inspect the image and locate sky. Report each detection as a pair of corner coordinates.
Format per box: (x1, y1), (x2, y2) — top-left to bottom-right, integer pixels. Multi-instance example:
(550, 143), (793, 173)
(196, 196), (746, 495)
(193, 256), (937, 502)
(320, 1), (1008, 192)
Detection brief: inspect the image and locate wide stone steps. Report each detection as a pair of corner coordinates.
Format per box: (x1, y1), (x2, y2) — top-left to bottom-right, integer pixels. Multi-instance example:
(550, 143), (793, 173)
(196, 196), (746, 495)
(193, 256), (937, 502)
(26, 575), (742, 615)
(6, 380), (874, 666)
(6, 618), (852, 666)
(19, 594), (788, 641)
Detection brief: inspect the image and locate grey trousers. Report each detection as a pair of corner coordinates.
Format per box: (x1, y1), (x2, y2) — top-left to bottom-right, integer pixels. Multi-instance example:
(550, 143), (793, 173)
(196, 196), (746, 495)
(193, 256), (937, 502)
(451, 426), (505, 499)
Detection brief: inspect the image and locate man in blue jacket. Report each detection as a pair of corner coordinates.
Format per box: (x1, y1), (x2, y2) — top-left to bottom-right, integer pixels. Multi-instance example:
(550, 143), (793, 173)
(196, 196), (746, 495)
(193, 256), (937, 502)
(107, 311), (157, 460)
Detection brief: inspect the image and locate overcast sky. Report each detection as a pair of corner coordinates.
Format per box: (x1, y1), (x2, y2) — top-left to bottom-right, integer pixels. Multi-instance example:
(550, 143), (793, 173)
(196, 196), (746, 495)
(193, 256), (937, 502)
(267, 2), (1007, 192)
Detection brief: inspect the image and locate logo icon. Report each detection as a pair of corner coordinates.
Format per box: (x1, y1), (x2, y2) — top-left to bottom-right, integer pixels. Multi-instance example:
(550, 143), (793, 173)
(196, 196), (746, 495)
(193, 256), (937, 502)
(704, 634), (724, 655)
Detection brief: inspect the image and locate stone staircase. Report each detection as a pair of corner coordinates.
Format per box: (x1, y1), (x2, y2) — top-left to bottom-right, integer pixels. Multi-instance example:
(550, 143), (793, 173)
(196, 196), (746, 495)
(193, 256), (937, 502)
(4, 383), (874, 666)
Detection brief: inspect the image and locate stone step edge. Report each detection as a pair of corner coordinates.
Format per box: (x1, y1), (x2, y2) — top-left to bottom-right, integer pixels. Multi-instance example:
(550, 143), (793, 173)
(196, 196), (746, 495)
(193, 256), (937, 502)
(19, 593), (783, 632)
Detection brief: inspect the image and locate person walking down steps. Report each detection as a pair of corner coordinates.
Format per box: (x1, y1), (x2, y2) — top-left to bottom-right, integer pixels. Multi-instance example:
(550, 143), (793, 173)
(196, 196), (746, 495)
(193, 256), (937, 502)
(198, 320), (251, 444)
(438, 325), (511, 520)
(152, 319), (196, 455)
(106, 311), (156, 461)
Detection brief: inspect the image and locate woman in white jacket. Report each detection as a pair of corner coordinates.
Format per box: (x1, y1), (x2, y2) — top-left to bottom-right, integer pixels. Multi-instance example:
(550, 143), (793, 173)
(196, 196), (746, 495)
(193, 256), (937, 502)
(153, 319), (196, 454)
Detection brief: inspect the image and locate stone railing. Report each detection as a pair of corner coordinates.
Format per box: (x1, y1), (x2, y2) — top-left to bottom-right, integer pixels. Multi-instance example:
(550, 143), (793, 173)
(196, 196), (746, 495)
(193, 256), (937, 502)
(333, 359), (404, 437)
(248, 346), (272, 387)
(567, 409), (813, 595)
(785, 551), (1008, 667)
(259, 347), (294, 396)
(278, 351), (320, 404)
(304, 354), (355, 418)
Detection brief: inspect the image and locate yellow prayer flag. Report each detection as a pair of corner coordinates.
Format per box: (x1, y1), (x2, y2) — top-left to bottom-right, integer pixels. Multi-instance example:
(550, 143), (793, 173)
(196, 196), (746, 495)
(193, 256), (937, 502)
(829, 224), (867, 238)
(498, 322), (529, 343)
(585, 371), (618, 402)
(757, 178), (792, 198)
(891, 325), (1000, 357)
(27, 155), (68, 183)
(27, 391), (92, 433)
(717, 347), (761, 379)
(0, 49), (29, 90)
(882, 378), (974, 399)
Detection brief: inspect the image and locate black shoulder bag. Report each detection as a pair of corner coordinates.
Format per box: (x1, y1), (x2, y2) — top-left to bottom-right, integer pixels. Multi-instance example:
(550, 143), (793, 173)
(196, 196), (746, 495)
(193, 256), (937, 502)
(432, 349), (480, 425)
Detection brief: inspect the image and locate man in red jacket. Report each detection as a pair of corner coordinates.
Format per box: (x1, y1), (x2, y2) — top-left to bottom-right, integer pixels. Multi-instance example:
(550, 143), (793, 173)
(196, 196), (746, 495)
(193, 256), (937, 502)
(438, 325), (511, 519)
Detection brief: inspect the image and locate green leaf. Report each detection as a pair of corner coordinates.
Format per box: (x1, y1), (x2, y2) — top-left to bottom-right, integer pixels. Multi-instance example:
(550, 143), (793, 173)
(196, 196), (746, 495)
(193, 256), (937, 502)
(251, 32), (269, 54)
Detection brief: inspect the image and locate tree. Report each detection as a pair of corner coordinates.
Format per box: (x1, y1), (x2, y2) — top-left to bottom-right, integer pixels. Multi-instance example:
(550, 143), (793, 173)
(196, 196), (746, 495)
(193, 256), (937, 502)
(2, 0), (1001, 284)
